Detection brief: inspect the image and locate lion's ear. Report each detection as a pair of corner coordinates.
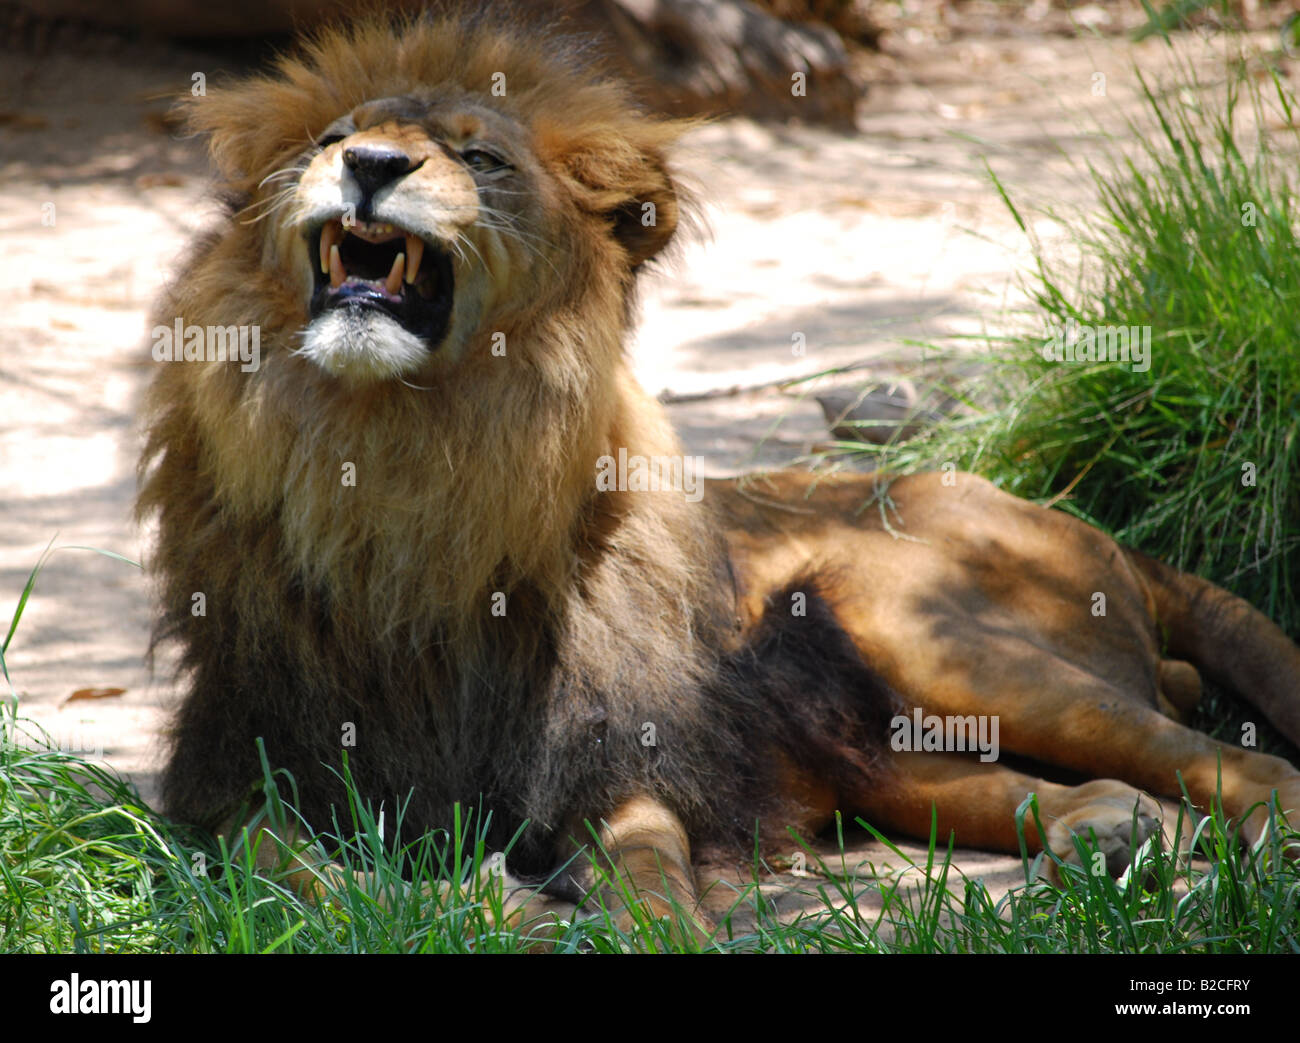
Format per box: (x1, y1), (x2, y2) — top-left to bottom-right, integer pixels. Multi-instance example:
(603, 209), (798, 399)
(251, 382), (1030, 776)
(538, 117), (688, 267)
(605, 161), (681, 267)
(182, 82), (328, 194)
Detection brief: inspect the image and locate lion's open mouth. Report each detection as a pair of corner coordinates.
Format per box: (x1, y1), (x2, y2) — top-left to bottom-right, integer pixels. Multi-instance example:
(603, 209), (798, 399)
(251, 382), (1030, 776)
(308, 219), (454, 346)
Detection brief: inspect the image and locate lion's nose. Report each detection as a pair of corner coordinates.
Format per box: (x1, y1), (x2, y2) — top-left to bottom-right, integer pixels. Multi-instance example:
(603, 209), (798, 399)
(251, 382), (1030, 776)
(342, 145), (415, 201)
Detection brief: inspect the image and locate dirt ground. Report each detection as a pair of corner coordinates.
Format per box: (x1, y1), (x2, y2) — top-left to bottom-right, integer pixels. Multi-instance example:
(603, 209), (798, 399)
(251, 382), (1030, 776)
(1, 13), (1284, 919)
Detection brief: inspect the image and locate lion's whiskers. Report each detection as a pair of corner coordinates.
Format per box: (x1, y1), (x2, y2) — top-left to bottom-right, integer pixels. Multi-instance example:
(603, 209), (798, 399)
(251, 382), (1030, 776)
(240, 184), (305, 226)
(449, 232), (482, 271)
(259, 163), (310, 189)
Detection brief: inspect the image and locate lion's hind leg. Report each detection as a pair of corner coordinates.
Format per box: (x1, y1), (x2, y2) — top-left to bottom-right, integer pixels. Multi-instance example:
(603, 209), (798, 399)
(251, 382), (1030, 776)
(878, 618), (1300, 855)
(1128, 548), (1300, 744)
(978, 684), (1300, 851)
(860, 751), (1165, 878)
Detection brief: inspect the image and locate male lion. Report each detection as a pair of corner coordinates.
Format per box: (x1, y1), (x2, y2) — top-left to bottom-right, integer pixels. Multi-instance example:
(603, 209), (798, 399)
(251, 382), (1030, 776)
(138, 10), (1300, 937)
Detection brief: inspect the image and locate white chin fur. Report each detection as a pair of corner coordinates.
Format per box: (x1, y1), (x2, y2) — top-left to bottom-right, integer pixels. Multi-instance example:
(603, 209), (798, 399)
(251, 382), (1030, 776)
(297, 310), (427, 383)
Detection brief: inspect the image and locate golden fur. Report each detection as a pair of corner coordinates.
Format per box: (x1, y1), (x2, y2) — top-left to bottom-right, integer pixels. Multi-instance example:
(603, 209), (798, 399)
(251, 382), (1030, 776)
(140, 10), (1300, 936)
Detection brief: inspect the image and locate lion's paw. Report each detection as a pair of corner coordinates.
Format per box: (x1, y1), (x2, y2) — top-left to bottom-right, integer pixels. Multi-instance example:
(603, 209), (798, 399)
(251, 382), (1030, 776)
(1235, 778), (1300, 853)
(1044, 780), (1163, 881)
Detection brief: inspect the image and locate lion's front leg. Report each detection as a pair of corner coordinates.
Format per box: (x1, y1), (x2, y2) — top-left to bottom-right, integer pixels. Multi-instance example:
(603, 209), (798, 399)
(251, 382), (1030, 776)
(222, 812), (585, 949)
(565, 793), (713, 945)
(461, 866), (584, 939)
(220, 797), (711, 948)
(218, 814), (380, 905)
(448, 794), (711, 948)
(451, 794), (711, 947)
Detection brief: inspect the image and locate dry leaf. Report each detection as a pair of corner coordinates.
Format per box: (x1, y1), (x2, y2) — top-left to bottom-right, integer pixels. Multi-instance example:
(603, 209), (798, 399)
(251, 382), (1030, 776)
(63, 686), (126, 706)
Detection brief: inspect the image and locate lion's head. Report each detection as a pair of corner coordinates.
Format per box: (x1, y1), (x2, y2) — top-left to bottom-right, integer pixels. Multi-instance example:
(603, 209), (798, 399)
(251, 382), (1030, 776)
(193, 11), (685, 386)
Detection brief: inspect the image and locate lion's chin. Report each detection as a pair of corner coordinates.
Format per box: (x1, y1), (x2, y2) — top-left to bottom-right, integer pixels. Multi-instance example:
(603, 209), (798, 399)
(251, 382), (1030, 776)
(297, 308), (430, 384)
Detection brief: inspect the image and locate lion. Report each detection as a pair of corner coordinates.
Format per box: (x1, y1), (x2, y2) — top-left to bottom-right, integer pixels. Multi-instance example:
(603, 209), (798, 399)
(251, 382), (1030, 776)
(137, 9), (1300, 940)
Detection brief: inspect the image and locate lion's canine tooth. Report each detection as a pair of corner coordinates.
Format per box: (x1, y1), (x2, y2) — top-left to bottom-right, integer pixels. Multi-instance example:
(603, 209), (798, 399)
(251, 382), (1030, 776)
(319, 221), (340, 275)
(385, 252), (405, 295)
(405, 235), (423, 284)
(329, 243), (345, 289)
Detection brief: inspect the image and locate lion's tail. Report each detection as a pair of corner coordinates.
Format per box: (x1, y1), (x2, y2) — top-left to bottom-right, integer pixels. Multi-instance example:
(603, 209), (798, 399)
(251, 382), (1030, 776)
(1126, 548), (1300, 746)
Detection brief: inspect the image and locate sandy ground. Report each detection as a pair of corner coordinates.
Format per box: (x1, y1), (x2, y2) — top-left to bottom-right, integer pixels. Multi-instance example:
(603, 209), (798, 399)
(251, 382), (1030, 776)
(0, 19), (1275, 918)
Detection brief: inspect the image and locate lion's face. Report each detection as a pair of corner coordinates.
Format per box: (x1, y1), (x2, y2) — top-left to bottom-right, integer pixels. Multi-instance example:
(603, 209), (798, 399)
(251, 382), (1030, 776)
(286, 91), (559, 383)
(176, 18), (690, 388)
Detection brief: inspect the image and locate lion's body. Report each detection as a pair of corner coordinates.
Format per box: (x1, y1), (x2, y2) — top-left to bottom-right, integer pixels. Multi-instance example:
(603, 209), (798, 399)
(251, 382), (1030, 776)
(139, 10), (1300, 933)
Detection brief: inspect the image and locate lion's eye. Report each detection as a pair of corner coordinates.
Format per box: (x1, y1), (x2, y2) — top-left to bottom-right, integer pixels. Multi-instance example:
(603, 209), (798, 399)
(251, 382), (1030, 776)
(314, 119), (354, 152)
(461, 148), (510, 175)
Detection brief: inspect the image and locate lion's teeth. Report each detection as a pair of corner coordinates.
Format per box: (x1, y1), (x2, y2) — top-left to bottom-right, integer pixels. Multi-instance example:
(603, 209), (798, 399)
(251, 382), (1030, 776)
(385, 251), (405, 295)
(314, 218), (335, 271)
(329, 243), (345, 289)
(405, 235), (423, 285)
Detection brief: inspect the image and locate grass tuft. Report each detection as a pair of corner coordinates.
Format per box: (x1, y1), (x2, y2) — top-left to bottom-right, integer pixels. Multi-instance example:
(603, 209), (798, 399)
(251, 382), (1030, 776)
(839, 42), (1300, 642)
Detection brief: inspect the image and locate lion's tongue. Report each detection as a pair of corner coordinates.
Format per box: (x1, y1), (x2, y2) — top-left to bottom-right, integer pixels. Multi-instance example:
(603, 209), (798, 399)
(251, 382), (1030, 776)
(328, 244), (406, 298)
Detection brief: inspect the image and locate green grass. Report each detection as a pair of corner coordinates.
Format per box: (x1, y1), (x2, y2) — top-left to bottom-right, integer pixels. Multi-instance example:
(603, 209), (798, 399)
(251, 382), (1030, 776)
(835, 41), (1300, 643)
(3, 702), (1298, 953)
